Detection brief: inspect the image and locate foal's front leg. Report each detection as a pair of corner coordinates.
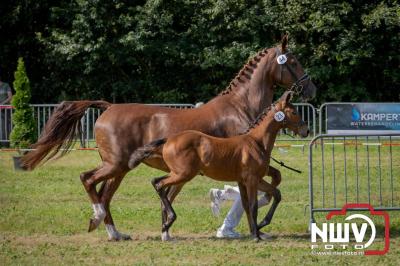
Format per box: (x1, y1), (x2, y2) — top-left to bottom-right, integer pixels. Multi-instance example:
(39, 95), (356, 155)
(257, 179), (281, 230)
(238, 182), (260, 241)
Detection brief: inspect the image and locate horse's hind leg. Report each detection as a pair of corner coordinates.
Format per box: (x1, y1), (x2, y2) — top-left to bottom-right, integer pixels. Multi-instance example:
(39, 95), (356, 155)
(80, 164), (120, 232)
(98, 175), (132, 241)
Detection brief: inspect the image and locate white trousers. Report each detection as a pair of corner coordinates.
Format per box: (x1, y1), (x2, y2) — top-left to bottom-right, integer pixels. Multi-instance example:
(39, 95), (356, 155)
(220, 185), (269, 230)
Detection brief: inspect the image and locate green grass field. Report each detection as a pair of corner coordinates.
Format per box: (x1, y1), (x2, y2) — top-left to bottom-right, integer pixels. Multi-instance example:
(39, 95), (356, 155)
(1, 142), (399, 265)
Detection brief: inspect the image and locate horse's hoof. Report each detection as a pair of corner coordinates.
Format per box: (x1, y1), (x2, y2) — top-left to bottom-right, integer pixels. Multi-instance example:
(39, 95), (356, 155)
(88, 218), (100, 232)
(108, 235), (132, 241)
(119, 233), (132, 241)
(252, 236), (261, 243)
(161, 231), (171, 242)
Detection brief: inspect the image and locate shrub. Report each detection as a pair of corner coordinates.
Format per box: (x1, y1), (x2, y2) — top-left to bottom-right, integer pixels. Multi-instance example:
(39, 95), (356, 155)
(10, 58), (36, 149)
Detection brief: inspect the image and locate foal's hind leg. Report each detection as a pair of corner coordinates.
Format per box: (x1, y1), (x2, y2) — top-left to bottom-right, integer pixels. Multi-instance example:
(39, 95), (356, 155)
(152, 173), (192, 241)
(151, 175), (177, 241)
(80, 164), (120, 232)
(161, 184), (184, 233)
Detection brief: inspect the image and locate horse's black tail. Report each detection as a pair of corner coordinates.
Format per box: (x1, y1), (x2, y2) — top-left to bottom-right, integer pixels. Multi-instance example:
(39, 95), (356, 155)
(128, 138), (167, 169)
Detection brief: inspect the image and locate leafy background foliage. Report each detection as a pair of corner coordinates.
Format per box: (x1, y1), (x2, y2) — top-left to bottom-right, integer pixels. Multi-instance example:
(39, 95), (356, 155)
(0, 0), (399, 105)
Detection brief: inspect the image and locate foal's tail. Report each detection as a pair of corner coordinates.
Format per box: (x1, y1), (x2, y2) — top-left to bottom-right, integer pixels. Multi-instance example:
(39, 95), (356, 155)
(21, 100), (112, 170)
(128, 138), (167, 169)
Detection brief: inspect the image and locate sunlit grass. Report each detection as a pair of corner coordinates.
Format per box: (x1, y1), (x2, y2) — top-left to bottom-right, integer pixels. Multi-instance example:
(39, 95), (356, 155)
(0, 143), (399, 265)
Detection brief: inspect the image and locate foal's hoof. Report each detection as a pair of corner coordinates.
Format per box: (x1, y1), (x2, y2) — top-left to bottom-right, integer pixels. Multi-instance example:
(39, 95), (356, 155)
(259, 232), (272, 241)
(252, 237), (261, 243)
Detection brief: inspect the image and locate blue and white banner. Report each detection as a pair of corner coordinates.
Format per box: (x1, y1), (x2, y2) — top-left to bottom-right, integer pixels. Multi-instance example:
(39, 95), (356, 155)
(327, 103), (400, 134)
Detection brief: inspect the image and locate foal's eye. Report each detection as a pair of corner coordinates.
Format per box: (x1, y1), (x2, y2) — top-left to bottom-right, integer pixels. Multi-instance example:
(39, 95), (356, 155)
(292, 111), (297, 115)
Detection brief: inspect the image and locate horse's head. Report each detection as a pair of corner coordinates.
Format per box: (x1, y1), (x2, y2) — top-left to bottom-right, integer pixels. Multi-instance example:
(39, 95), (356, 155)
(274, 91), (309, 138)
(269, 34), (317, 101)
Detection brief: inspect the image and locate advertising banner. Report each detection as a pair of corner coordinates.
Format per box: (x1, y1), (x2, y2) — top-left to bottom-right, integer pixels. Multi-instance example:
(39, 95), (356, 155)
(327, 103), (400, 134)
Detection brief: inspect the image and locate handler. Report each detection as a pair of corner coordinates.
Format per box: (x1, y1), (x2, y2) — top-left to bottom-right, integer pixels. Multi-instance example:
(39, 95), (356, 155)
(209, 186), (271, 239)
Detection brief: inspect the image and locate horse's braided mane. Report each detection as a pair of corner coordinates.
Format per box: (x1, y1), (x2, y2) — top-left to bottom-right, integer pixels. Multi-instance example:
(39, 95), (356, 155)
(219, 48), (269, 96)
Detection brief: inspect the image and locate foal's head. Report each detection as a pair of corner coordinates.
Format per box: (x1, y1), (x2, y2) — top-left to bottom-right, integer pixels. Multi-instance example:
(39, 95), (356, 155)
(274, 91), (309, 138)
(269, 34), (317, 101)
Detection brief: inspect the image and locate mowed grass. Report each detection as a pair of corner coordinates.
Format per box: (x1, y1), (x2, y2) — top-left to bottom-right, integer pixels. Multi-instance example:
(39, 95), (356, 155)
(0, 143), (399, 265)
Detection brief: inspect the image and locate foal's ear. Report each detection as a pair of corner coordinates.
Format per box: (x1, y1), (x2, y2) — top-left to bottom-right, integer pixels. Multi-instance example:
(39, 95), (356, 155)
(281, 33), (289, 53)
(280, 90), (293, 106)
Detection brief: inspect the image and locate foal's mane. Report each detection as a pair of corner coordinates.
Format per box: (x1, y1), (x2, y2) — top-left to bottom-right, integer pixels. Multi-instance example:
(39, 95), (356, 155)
(219, 48), (270, 96)
(242, 99), (280, 134)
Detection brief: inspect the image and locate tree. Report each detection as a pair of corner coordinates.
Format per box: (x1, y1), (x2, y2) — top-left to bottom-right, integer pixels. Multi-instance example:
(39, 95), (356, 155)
(10, 58), (37, 149)
(1, 1), (399, 104)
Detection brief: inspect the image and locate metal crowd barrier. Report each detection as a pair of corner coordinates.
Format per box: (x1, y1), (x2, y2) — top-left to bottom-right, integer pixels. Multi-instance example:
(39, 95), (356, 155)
(0, 106), (13, 143)
(1, 102), (317, 145)
(291, 103), (317, 138)
(308, 133), (400, 223)
(0, 103), (196, 146)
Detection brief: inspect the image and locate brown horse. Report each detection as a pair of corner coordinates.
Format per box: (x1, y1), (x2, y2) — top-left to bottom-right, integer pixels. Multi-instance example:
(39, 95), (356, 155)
(129, 91), (308, 241)
(21, 35), (317, 241)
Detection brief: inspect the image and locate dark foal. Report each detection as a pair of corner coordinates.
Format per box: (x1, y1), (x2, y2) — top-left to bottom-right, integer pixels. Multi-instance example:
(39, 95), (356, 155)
(129, 91), (309, 241)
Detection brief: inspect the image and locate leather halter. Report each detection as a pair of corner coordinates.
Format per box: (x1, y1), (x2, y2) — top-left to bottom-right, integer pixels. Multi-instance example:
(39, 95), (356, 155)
(271, 103), (306, 128)
(275, 48), (310, 96)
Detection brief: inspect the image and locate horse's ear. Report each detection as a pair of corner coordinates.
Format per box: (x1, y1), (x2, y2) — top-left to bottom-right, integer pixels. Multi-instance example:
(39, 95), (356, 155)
(281, 33), (289, 53)
(280, 90), (293, 105)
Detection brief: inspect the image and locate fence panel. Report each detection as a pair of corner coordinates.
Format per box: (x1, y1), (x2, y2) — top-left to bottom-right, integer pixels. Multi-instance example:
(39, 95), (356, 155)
(308, 133), (400, 223)
(0, 106), (13, 143)
(0, 103), (195, 146)
(276, 103), (317, 139)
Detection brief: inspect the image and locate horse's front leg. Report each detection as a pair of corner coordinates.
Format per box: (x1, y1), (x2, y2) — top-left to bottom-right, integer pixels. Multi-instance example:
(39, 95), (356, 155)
(257, 179), (281, 230)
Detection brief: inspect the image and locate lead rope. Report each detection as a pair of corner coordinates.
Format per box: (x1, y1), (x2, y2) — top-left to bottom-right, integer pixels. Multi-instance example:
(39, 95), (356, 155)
(270, 156), (302, 174)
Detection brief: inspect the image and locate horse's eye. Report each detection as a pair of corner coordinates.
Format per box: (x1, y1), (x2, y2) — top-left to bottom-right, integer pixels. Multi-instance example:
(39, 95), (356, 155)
(292, 111), (297, 115)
